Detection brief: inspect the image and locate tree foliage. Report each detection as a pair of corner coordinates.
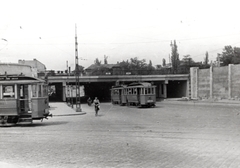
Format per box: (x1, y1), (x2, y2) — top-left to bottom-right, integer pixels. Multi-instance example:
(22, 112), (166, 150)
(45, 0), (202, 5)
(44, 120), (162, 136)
(170, 40), (180, 73)
(219, 46), (240, 66)
(204, 51), (209, 65)
(94, 58), (101, 65)
(182, 55), (194, 66)
(117, 57), (155, 71)
(162, 58), (166, 66)
(104, 55), (108, 64)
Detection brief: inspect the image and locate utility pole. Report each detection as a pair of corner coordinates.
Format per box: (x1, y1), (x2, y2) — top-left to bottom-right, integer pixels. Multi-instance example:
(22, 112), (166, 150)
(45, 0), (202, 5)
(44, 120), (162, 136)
(66, 61), (70, 106)
(75, 24), (82, 112)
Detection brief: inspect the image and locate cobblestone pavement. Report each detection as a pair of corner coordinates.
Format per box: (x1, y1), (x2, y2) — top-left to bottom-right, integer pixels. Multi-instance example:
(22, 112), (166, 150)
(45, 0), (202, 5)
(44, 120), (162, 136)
(1, 101), (240, 168)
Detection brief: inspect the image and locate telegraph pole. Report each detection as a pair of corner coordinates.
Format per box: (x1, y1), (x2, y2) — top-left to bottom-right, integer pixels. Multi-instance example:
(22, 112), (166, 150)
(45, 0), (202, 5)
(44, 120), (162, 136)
(75, 24), (82, 112)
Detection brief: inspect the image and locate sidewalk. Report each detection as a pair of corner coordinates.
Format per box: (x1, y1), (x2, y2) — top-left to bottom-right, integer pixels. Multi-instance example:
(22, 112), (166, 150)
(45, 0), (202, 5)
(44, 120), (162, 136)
(162, 98), (240, 106)
(49, 102), (86, 116)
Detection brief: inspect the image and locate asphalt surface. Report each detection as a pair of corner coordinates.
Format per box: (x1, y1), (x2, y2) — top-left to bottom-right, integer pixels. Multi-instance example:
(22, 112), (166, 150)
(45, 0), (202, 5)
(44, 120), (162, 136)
(1, 100), (240, 168)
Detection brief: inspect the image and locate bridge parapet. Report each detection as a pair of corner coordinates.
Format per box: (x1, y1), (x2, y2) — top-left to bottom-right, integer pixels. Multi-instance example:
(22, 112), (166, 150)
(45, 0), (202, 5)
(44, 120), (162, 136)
(48, 74), (189, 83)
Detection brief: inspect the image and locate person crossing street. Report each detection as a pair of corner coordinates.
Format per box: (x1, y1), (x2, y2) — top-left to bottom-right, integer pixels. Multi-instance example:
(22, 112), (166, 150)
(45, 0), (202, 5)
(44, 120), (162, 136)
(93, 97), (100, 116)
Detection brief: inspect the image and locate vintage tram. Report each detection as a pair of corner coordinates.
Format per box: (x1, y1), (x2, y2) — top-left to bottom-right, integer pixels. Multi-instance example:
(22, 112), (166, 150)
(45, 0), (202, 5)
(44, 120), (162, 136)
(0, 74), (51, 126)
(111, 85), (127, 105)
(111, 82), (156, 107)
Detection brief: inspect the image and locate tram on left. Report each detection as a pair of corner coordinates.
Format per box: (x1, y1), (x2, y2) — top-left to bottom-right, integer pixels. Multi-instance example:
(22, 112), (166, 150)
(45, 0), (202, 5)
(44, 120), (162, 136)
(0, 74), (51, 126)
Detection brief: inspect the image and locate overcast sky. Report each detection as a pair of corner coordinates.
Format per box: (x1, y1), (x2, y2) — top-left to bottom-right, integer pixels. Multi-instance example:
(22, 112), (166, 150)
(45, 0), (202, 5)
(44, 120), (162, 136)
(0, 0), (240, 70)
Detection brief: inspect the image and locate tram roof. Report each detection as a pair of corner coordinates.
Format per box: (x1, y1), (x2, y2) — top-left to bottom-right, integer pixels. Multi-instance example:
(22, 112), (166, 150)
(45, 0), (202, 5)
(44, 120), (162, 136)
(111, 85), (127, 90)
(0, 75), (45, 84)
(127, 82), (154, 88)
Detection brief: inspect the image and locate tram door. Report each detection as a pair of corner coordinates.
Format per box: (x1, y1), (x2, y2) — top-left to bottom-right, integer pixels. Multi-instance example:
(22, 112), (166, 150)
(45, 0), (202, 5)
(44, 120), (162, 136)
(18, 85), (30, 114)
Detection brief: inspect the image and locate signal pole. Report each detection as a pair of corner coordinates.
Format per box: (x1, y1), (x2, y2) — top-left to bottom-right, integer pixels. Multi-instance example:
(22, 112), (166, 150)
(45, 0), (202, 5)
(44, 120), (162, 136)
(75, 24), (82, 112)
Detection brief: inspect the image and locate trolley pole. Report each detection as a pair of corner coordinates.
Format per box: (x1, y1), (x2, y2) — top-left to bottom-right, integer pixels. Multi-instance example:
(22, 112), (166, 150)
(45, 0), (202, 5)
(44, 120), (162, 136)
(75, 24), (82, 112)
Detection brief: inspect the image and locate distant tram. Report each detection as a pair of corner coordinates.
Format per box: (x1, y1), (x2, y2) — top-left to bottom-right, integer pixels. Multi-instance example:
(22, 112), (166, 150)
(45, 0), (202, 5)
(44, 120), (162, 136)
(0, 74), (51, 126)
(111, 82), (156, 107)
(111, 85), (127, 105)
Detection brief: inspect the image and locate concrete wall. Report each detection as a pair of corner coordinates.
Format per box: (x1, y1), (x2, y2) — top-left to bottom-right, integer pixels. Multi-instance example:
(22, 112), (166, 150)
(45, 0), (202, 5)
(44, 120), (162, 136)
(231, 65), (240, 98)
(190, 64), (240, 100)
(190, 67), (198, 99)
(212, 66), (228, 99)
(198, 69), (210, 98)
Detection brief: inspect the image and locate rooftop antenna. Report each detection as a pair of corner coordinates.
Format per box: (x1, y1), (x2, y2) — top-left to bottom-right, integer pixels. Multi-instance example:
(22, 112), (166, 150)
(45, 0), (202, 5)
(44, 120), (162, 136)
(75, 24), (82, 112)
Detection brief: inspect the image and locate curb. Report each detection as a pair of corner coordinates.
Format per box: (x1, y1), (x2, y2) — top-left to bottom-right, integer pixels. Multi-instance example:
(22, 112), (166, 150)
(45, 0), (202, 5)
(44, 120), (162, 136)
(161, 99), (240, 106)
(52, 112), (87, 117)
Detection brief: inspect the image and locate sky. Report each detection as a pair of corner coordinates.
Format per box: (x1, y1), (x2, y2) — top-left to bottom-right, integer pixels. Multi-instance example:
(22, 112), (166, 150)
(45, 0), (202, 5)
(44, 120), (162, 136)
(0, 0), (240, 70)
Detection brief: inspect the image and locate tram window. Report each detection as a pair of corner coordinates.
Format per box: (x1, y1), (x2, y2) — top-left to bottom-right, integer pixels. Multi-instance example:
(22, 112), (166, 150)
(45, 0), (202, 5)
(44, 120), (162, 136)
(20, 85), (24, 98)
(145, 88), (147, 94)
(147, 88), (149, 94)
(43, 85), (48, 97)
(3, 85), (15, 98)
(38, 85), (42, 97)
(32, 85), (37, 97)
(128, 88), (132, 95)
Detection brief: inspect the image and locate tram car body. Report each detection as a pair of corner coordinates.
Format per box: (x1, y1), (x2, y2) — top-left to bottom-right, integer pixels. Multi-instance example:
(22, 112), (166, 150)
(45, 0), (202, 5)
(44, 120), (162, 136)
(125, 82), (156, 107)
(0, 75), (51, 126)
(111, 82), (156, 107)
(111, 85), (127, 105)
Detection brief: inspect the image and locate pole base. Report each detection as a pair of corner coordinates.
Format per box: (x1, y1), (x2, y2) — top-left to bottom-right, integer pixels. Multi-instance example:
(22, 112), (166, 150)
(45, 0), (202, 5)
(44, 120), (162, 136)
(76, 107), (82, 112)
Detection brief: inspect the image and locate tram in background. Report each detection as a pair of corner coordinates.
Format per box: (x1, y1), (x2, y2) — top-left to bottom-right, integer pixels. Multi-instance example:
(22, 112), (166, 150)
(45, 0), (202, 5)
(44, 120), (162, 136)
(0, 74), (51, 126)
(111, 82), (156, 107)
(111, 85), (127, 105)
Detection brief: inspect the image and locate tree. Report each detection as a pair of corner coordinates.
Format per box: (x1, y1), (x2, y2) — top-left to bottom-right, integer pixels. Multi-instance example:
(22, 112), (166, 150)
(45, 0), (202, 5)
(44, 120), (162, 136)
(204, 51), (209, 65)
(149, 60), (152, 67)
(218, 46), (240, 66)
(148, 60), (155, 71)
(94, 58), (101, 65)
(104, 55), (108, 64)
(129, 57), (147, 70)
(170, 40), (180, 73)
(117, 57), (155, 74)
(162, 58), (166, 67)
(182, 55), (194, 66)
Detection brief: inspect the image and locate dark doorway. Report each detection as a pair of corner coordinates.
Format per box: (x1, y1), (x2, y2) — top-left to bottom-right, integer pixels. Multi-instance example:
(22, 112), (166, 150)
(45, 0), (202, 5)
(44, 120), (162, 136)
(49, 83), (63, 102)
(167, 80), (187, 98)
(84, 82), (115, 102)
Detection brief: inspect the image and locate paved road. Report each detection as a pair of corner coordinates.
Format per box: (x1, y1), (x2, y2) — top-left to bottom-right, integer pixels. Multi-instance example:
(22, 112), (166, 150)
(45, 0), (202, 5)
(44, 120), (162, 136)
(1, 101), (240, 168)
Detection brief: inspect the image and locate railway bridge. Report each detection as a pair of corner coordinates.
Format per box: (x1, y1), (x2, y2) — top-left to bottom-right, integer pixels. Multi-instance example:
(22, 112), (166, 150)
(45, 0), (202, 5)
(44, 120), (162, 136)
(48, 74), (190, 102)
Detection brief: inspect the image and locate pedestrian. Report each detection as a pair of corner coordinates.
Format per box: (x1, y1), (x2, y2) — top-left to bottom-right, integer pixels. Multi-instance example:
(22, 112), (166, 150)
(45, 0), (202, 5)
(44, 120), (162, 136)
(87, 97), (92, 106)
(93, 97), (100, 116)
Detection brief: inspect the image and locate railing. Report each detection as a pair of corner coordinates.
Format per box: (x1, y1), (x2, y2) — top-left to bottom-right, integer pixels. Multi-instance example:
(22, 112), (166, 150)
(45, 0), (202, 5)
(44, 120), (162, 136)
(44, 68), (190, 77)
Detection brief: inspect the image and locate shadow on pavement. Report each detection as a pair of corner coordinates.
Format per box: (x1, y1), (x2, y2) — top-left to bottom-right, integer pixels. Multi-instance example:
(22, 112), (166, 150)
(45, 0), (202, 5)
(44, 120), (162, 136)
(18, 121), (69, 127)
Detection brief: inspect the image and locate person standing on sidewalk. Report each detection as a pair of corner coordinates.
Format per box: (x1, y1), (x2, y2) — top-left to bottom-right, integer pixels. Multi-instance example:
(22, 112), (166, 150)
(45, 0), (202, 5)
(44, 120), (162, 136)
(93, 97), (100, 116)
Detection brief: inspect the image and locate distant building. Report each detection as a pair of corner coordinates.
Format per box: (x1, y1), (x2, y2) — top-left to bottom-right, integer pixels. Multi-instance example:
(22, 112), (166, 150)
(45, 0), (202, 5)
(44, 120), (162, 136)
(18, 59), (46, 73)
(0, 63), (37, 77)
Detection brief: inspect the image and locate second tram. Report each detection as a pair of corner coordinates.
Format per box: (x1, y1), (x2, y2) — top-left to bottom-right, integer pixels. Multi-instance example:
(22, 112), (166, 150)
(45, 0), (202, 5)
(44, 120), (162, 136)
(111, 82), (156, 107)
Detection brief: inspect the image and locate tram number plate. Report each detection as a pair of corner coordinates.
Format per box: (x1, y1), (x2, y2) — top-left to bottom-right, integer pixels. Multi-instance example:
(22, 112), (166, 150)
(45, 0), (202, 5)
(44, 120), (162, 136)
(147, 99), (153, 102)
